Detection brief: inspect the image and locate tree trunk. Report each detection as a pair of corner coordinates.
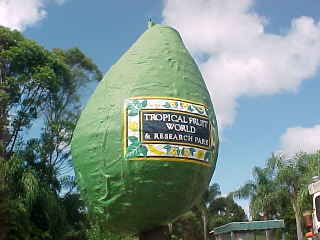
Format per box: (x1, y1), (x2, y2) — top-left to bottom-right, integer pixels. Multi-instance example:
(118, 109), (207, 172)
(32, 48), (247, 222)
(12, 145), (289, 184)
(292, 202), (304, 240)
(0, 85), (9, 157)
(201, 208), (208, 240)
(0, 191), (8, 240)
(262, 212), (271, 240)
(265, 230), (271, 240)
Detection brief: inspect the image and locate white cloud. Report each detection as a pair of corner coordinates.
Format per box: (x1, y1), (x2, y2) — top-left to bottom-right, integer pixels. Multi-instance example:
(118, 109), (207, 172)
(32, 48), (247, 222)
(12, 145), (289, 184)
(162, 0), (320, 128)
(279, 125), (320, 155)
(0, 0), (65, 31)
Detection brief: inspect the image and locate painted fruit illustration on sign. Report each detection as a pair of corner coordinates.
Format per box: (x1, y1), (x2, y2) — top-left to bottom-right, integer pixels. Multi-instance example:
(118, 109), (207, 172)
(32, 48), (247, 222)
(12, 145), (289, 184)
(71, 22), (219, 234)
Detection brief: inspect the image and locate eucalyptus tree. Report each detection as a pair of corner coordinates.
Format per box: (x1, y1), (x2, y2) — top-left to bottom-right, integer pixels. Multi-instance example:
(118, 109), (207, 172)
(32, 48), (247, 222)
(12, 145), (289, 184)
(0, 25), (101, 162)
(0, 27), (72, 159)
(38, 47), (102, 178)
(0, 25), (102, 239)
(0, 26), (71, 239)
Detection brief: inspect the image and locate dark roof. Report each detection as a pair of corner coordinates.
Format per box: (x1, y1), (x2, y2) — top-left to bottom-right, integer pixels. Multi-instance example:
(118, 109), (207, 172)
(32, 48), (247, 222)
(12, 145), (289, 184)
(213, 220), (285, 235)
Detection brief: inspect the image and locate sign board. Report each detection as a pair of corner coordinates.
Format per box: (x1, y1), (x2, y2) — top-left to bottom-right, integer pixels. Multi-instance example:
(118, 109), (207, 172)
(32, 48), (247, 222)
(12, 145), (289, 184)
(124, 97), (216, 166)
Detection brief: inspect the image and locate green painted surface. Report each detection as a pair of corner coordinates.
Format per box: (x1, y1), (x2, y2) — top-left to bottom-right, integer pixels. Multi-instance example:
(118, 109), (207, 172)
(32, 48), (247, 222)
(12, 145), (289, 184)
(71, 23), (219, 234)
(213, 220), (285, 234)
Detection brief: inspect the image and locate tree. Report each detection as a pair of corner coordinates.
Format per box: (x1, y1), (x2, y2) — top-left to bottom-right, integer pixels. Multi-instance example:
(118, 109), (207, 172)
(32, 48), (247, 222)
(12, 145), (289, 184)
(268, 152), (320, 240)
(41, 47), (102, 176)
(232, 166), (278, 220)
(208, 196), (247, 229)
(0, 28), (70, 159)
(233, 152), (320, 240)
(202, 183), (221, 207)
(274, 191), (297, 239)
(168, 183), (246, 240)
(0, 25), (102, 239)
(198, 183), (221, 240)
(0, 25), (71, 240)
(169, 210), (204, 240)
(232, 166), (278, 240)
(84, 215), (138, 240)
(168, 183), (221, 240)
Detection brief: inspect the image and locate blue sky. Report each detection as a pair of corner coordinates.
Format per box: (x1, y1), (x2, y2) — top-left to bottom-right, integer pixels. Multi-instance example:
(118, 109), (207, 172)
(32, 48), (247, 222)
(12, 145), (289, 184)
(2, 0), (320, 212)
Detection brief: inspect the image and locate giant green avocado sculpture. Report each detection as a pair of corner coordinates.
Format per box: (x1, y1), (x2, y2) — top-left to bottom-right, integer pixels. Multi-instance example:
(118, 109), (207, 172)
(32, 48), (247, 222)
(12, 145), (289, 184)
(71, 22), (219, 234)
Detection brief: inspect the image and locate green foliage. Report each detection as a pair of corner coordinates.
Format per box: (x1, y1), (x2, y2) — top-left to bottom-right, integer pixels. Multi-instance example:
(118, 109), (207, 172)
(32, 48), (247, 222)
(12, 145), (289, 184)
(169, 210), (204, 240)
(268, 152), (318, 214)
(85, 217), (137, 240)
(202, 183), (221, 207)
(0, 25), (71, 159)
(232, 166), (278, 219)
(0, 26), (102, 240)
(268, 152), (320, 240)
(169, 183), (247, 240)
(208, 196), (247, 229)
(233, 152), (320, 240)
